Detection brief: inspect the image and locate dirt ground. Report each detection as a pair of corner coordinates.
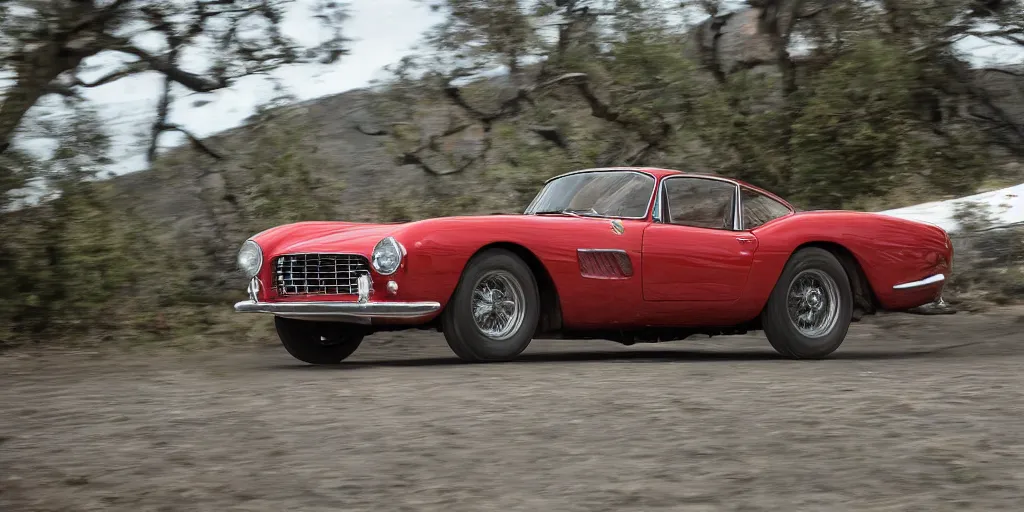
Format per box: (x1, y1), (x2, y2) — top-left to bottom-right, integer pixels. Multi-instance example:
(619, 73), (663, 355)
(2, 308), (1024, 512)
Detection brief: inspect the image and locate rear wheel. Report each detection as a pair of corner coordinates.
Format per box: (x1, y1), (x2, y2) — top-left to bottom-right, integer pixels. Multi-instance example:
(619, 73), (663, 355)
(275, 317), (365, 364)
(761, 247), (853, 359)
(442, 249), (540, 362)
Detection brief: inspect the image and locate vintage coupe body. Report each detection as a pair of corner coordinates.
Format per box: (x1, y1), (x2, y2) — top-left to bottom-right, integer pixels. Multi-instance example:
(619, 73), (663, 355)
(234, 167), (952, 364)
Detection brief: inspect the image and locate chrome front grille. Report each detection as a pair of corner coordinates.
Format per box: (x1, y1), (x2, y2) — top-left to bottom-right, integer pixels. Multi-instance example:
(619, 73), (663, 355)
(273, 253), (370, 296)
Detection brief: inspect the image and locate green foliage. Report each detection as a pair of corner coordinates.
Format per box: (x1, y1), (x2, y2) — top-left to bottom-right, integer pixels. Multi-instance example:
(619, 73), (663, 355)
(790, 39), (924, 207)
(947, 202), (1024, 305)
(0, 180), (192, 344)
(239, 115), (342, 232)
(787, 39), (989, 208)
(690, 70), (793, 188)
(386, 0), (1009, 213)
(487, 122), (579, 202)
(601, 23), (700, 127)
(0, 110), (191, 345)
(426, 0), (540, 73)
(0, 149), (34, 212)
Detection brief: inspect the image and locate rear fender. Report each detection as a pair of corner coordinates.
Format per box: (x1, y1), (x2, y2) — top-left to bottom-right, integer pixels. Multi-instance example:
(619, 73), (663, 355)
(739, 211), (951, 317)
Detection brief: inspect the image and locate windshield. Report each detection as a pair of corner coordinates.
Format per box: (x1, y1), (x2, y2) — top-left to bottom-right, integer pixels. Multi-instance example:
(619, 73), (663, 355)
(524, 171), (656, 219)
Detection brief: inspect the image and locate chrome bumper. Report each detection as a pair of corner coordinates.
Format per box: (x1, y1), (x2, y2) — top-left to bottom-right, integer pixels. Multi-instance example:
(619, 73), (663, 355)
(893, 273), (945, 290)
(233, 300), (442, 324)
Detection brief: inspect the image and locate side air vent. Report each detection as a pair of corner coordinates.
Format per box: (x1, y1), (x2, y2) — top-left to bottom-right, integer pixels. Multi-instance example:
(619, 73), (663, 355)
(577, 249), (634, 279)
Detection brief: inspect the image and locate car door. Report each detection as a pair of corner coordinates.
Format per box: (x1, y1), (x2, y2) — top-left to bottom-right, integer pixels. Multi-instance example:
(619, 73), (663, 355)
(642, 176), (757, 302)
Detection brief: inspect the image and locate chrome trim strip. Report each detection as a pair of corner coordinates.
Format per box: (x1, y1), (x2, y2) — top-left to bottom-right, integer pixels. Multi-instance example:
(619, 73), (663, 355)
(655, 175), (743, 231)
(577, 248), (630, 254)
(527, 169), (658, 220)
(652, 184), (662, 221)
(733, 181), (743, 231)
(234, 300), (442, 323)
(247, 277), (261, 302)
(356, 274), (371, 303)
(892, 273), (946, 290)
(273, 251), (370, 259)
(543, 167), (657, 183)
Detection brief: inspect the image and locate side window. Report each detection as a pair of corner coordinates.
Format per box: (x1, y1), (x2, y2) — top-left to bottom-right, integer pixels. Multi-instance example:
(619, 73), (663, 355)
(663, 178), (736, 230)
(741, 187), (791, 229)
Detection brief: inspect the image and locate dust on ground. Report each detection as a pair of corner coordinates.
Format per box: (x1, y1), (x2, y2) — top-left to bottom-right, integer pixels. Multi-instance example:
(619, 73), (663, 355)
(2, 307), (1024, 512)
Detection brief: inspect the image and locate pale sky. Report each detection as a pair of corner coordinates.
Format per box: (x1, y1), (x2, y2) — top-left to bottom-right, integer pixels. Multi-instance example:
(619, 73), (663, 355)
(8, 0), (1023, 178)
(14, 0), (445, 175)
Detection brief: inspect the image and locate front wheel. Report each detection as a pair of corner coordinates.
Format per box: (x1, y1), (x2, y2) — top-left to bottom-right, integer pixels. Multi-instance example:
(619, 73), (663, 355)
(441, 249), (541, 362)
(275, 317), (365, 364)
(761, 247), (853, 359)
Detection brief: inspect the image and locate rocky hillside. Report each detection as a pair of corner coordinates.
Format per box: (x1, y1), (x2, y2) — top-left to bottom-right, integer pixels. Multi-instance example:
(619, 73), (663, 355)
(4, 2), (1024, 345)
(110, 3), (1024, 245)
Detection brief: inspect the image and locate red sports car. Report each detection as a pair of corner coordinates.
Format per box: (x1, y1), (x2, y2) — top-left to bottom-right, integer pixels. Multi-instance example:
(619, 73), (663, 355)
(235, 167), (952, 364)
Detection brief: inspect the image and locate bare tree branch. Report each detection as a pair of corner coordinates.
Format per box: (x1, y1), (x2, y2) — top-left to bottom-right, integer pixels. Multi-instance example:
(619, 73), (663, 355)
(0, 0), (349, 155)
(160, 123), (223, 160)
(147, 70), (174, 164)
(429, 70), (675, 172)
(68, 0), (136, 34)
(398, 122), (475, 175)
(551, 73), (674, 153)
(69, 61), (150, 89)
(114, 43), (228, 92)
(42, 83), (82, 98)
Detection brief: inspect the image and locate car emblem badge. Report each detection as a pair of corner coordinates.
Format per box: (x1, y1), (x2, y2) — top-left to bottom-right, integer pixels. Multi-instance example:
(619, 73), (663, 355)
(610, 220), (624, 235)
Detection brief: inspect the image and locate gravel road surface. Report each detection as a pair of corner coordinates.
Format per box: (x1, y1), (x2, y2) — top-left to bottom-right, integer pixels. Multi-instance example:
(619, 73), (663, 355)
(3, 308), (1024, 511)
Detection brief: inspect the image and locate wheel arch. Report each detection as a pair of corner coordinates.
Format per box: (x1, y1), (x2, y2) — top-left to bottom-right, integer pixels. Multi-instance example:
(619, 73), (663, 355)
(449, 242), (564, 334)
(791, 241), (880, 320)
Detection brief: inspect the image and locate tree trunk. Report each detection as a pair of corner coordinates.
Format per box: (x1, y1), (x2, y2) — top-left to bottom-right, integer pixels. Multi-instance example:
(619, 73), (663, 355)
(0, 43), (92, 151)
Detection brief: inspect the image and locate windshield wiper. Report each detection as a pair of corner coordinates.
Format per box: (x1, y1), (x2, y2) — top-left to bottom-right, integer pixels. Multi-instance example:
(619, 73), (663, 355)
(533, 209), (580, 217)
(533, 209), (602, 217)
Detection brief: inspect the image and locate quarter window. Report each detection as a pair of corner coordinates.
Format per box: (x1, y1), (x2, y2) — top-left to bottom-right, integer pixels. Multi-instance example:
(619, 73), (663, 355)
(741, 187), (791, 229)
(663, 178), (737, 230)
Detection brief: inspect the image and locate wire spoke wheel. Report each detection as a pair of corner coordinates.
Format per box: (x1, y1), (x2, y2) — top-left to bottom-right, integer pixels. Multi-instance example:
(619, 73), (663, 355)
(470, 270), (527, 341)
(786, 269), (841, 339)
(442, 249), (540, 362)
(762, 248), (853, 359)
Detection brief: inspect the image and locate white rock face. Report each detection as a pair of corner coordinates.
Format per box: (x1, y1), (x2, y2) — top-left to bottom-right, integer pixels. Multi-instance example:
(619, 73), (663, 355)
(881, 184), (1024, 233)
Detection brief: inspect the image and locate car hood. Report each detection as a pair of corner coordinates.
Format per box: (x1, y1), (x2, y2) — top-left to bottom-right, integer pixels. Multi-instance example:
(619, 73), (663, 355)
(250, 221), (401, 256)
(248, 213), (627, 257)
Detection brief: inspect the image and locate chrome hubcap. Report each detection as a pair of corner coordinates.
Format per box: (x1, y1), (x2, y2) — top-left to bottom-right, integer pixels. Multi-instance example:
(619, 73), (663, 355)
(471, 270), (526, 341)
(787, 269), (841, 338)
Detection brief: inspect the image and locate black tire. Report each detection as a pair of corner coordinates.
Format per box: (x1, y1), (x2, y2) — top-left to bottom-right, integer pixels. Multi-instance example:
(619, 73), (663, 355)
(761, 247), (853, 359)
(441, 249), (541, 362)
(274, 316), (364, 364)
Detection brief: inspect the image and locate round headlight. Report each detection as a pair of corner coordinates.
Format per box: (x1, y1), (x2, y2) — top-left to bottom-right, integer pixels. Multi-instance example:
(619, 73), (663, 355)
(237, 240), (263, 278)
(371, 236), (403, 275)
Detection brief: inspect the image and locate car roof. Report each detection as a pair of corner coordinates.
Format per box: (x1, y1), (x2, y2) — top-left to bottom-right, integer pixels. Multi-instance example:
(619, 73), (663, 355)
(544, 167), (787, 202)
(545, 166), (759, 182)
(544, 167), (678, 182)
